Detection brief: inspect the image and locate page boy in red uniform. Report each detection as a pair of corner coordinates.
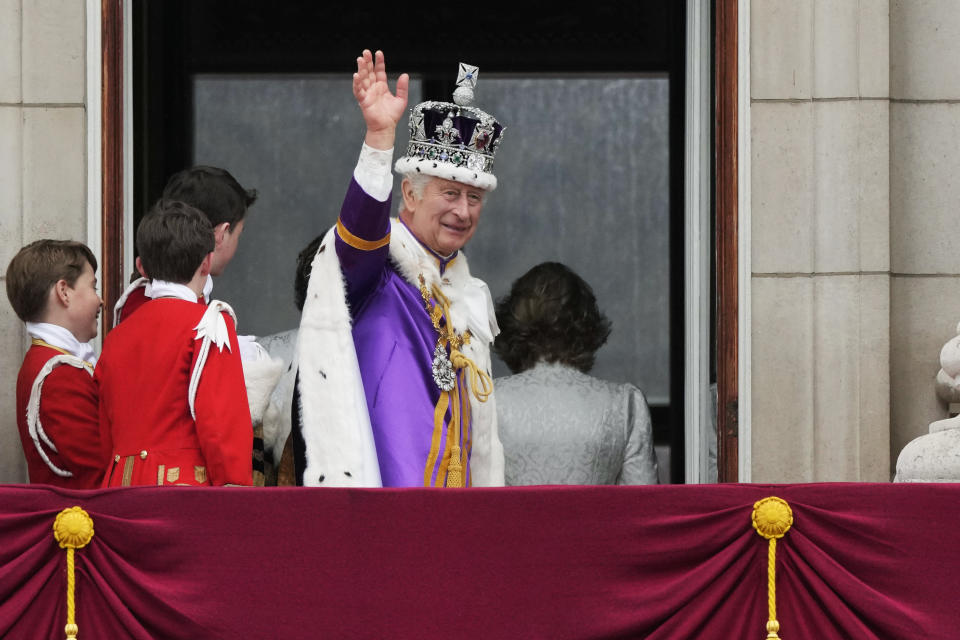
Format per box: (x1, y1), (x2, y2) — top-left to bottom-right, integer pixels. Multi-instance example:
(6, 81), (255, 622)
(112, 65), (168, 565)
(96, 201), (253, 487)
(7, 240), (105, 487)
(112, 166), (256, 325)
(110, 166), (278, 485)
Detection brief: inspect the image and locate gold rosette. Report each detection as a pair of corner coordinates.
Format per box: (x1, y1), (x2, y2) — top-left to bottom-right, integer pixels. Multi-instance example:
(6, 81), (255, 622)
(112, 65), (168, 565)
(53, 507), (95, 640)
(54, 506), (95, 550)
(752, 496), (793, 540)
(752, 497), (793, 639)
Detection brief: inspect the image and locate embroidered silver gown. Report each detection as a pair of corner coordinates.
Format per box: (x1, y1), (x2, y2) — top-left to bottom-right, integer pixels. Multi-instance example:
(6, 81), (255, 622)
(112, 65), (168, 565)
(495, 361), (659, 485)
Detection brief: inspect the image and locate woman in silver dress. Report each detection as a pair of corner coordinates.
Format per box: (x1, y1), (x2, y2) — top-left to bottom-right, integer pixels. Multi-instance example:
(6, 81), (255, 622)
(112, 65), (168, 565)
(493, 262), (659, 486)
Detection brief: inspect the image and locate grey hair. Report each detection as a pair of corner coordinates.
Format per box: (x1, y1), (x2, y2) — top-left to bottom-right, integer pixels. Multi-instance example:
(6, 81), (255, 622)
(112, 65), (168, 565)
(402, 172), (432, 200)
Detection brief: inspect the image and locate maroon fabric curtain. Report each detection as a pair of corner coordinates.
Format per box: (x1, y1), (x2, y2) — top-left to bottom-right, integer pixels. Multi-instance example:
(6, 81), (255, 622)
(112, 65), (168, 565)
(0, 482), (957, 639)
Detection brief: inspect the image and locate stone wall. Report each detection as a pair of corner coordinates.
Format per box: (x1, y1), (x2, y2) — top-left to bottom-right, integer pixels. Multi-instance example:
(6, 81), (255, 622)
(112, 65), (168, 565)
(0, 0), (88, 482)
(889, 0), (960, 472)
(749, 0), (891, 481)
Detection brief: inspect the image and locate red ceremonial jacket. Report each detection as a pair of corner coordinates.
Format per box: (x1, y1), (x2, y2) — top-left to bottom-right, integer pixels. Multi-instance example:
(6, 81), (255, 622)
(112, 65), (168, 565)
(15, 342), (104, 488)
(96, 298), (253, 487)
(113, 278), (150, 325)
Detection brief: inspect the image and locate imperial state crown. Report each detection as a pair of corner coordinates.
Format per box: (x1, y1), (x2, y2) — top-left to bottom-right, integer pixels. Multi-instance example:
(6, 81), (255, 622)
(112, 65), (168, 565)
(394, 62), (505, 191)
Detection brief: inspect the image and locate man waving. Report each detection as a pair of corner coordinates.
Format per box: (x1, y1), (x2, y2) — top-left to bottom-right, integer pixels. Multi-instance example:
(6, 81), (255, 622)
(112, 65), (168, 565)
(294, 50), (506, 488)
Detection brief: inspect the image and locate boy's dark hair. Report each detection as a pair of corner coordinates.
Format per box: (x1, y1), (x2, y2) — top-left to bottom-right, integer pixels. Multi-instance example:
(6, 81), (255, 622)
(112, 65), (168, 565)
(161, 166), (257, 227)
(137, 200), (215, 283)
(294, 234), (324, 312)
(494, 262), (612, 375)
(5, 240), (98, 323)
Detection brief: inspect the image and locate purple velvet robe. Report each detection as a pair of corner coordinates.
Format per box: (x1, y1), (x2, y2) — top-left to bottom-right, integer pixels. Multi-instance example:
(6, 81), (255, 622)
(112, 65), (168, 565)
(335, 179), (471, 487)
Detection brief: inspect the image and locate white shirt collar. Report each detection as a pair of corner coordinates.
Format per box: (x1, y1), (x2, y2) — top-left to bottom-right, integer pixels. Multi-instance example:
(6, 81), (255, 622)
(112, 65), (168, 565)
(25, 322), (97, 365)
(145, 279), (200, 303)
(144, 275), (212, 303)
(202, 274), (213, 302)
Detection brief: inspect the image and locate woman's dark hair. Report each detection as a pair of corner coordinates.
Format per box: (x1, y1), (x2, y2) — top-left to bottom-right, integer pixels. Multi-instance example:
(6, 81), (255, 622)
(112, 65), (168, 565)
(494, 262), (612, 374)
(161, 165), (257, 227)
(136, 200), (215, 283)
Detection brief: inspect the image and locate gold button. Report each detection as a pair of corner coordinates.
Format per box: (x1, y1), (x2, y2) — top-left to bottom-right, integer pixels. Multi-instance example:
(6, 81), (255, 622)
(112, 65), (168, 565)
(139, 450), (148, 460)
(114, 455), (120, 463)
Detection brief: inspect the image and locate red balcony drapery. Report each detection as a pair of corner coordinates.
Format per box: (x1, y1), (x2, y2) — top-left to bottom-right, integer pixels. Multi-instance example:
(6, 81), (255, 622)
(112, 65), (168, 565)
(0, 482), (957, 639)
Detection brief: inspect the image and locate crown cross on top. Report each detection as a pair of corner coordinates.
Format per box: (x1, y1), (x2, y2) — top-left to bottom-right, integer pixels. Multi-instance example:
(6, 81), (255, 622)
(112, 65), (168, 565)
(453, 63), (480, 106)
(457, 63), (479, 89)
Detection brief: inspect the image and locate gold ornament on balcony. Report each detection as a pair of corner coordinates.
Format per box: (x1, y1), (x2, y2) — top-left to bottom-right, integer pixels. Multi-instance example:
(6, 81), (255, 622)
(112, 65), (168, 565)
(752, 497), (793, 639)
(53, 506), (95, 640)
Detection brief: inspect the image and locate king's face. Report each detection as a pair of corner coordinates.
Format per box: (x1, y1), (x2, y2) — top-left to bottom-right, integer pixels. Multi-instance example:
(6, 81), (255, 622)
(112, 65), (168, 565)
(405, 177), (486, 256)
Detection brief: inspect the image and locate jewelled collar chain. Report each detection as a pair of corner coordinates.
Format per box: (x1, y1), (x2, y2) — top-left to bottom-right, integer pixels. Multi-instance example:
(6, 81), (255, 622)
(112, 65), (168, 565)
(417, 274), (492, 402)
(419, 273), (469, 391)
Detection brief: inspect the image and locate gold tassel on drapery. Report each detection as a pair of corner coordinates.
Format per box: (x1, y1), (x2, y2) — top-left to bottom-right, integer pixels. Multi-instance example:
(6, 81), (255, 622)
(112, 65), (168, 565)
(53, 506), (95, 640)
(751, 497), (793, 639)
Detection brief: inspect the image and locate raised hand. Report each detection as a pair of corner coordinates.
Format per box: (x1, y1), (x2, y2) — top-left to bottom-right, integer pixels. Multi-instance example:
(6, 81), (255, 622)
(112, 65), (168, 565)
(353, 49), (409, 150)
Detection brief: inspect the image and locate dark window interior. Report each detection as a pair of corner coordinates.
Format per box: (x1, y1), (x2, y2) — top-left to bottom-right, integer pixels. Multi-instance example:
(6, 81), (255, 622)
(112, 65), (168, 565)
(132, 0), (688, 483)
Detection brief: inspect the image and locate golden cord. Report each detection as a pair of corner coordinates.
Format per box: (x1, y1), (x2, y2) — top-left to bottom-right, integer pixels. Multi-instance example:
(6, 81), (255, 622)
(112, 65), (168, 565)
(53, 507), (95, 640)
(751, 497), (793, 639)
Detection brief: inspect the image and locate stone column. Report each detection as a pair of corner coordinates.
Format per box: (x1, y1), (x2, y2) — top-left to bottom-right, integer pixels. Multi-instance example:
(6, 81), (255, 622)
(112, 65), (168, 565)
(0, 0), (88, 482)
(749, 0), (890, 481)
(889, 1), (960, 474)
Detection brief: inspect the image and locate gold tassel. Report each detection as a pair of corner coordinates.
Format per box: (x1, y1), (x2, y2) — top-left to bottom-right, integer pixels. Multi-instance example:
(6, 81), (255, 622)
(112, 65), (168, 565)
(446, 443), (463, 487)
(751, 497), (793, 640)
(53, 506), (95, 640)
(444, 385), (464, 488)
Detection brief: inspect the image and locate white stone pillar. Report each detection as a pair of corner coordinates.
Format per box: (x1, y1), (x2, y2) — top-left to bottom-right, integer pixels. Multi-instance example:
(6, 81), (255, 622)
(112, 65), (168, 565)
(889, 0), (960, 474)
(0, 0), (88, 483)
(750, 0), (891, 481)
